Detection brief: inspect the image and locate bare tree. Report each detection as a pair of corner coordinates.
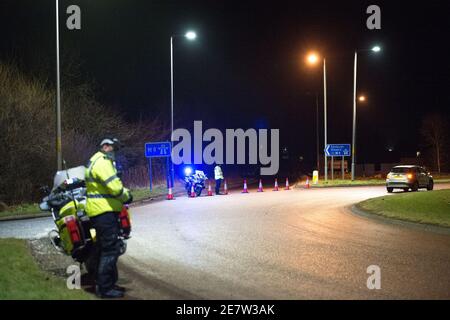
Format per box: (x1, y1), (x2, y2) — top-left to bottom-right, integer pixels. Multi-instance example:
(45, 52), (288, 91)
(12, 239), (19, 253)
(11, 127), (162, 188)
(0, 61), (166, 204)
(420, 113), (448, 174)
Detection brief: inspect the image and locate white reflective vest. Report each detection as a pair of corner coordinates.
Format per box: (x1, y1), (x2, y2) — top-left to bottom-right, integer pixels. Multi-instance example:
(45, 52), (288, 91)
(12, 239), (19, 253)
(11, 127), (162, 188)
(214, 166), (224, 180)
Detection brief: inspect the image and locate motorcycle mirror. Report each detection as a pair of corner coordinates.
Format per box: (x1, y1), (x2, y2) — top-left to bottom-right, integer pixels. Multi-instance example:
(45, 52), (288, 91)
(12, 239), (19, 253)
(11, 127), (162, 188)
(39, 185), (50, 195)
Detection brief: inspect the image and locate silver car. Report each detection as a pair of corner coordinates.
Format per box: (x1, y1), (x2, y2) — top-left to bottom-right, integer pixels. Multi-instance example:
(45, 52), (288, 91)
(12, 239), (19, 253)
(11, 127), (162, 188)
(386, 165), (434, 193)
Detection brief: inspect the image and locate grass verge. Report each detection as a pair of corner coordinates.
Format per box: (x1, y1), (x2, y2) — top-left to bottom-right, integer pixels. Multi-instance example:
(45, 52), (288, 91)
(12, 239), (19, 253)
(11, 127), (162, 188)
(0, 186), (168, 220)
(357, 189), (450, 228)
(131, 185), (168, 202)
(306, 178), (450, 188)
(0, 238), (93, 299)
(0, 203), (41, 219)
(308, 179), (386, 187)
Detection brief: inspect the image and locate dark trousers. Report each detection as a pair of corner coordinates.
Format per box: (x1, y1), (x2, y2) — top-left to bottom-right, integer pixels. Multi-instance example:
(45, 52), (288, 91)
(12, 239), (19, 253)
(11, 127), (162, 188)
(91, 211), (120, 293)
(215, 179), (222, 194)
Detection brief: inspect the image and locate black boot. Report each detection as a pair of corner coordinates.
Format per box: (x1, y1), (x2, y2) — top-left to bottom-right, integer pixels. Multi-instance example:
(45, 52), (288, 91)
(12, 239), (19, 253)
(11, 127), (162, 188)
(114, 285), (126, 292)
(97, 288), (124, 299)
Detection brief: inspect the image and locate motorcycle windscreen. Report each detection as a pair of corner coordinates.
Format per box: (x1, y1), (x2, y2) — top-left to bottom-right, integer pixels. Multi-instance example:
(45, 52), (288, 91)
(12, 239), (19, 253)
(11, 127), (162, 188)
(52, 165), (87, 191)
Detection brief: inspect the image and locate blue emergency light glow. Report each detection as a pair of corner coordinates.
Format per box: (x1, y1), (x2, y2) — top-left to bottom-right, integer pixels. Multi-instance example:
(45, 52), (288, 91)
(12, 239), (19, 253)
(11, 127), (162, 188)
(184, 166), (193, 176)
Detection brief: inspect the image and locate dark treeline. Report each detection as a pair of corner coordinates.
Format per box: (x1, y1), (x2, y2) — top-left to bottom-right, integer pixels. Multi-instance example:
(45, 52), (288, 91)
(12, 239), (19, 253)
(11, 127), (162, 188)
(0, 61), (167, 205)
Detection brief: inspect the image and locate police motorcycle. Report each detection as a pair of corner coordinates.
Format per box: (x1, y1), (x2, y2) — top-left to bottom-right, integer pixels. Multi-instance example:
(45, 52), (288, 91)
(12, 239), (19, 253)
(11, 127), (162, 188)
(39, 165), (132, 275)
(183, 167), (207, 197)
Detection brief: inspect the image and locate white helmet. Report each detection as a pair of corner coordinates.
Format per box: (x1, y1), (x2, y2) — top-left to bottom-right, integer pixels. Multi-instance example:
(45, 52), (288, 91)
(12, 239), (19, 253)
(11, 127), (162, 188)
(100, 137), (121, 149)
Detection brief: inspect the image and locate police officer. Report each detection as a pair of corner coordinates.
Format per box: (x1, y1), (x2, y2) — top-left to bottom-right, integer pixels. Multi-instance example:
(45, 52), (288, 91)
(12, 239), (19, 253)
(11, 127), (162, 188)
(214, 164), (224, 195)
(85, 137), (132, 298)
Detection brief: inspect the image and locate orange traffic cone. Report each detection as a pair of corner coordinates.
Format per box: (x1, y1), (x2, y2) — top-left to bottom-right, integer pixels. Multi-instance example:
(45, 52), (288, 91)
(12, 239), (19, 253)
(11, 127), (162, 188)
(305, 177), (310, 189)
(207, 182), (213, 196)
(190, 184), (196, 197)
(285, 178), (290, 190)
(242, 179), (249, 193)
(167, 186), (174, 200)
(257, 179), (264, 192)
(273, 178), (279, 191)
(224, 179), (228, 195)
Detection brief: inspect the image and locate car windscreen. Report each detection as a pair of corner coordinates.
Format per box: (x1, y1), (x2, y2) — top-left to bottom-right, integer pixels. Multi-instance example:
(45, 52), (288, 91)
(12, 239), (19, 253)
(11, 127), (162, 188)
(391, 167), (413, 173)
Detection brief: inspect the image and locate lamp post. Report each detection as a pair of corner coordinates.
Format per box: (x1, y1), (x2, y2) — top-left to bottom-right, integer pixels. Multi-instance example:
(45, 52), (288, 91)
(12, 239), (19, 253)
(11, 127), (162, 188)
(55, 0), (62, 171)
(315, 93), (320, 172)
(307, 53), (328, 181)
(170, 31), (197, 185)
(351, 45), (380, 181)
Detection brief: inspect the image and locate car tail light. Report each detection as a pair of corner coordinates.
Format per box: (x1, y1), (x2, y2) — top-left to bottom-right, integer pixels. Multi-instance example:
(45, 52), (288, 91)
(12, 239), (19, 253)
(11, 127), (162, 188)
(65, 216), (81, 244)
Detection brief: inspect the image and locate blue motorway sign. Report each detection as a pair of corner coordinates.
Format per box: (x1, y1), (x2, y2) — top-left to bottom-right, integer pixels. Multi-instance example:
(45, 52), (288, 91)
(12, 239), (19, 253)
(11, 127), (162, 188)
(145, 141), (171, 158)
(325, 144), (351, 157)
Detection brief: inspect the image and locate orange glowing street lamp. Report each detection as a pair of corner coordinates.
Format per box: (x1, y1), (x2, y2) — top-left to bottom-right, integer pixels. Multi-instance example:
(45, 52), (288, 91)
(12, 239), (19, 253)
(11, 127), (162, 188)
(306, 52), (319, 65)
(358, 95), (366, 102)
(305, 51), (328, 181)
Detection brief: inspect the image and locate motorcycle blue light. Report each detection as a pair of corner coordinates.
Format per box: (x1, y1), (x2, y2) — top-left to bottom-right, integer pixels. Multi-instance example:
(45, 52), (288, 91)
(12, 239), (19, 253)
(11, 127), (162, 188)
(184, 167), (193, 176)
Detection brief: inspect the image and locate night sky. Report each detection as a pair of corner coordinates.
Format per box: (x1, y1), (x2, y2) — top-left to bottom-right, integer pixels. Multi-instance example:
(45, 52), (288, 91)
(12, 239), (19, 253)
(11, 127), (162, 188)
(1, 0), (450, 169)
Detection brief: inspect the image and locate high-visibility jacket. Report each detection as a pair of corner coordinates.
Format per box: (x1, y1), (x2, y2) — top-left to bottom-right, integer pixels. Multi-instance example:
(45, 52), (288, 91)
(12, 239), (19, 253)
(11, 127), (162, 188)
(214, 165), (224, 180)
(85, 151), (131, 217)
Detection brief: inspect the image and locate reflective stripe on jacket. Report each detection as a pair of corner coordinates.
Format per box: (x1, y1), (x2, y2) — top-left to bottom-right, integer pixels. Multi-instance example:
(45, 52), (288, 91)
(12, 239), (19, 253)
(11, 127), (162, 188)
(214, 166), (224, 180)
(85, 151), (130, 217)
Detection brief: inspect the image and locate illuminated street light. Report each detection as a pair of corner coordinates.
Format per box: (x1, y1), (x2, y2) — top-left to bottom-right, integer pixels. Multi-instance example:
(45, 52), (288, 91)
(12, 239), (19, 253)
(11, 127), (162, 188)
(185, 31), (197, 40)
(306, 52), (319, 65)
(170, 31), (197, 185)
(372, 46), (381, 52)
(306, 51), (328, 181)
(358, 95), (366, 102)
(351, 45), (381, 181)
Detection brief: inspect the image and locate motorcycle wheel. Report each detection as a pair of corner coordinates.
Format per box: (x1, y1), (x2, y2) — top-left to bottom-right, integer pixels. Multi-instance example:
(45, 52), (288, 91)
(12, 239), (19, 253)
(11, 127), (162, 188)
(195, 186), (203, 197)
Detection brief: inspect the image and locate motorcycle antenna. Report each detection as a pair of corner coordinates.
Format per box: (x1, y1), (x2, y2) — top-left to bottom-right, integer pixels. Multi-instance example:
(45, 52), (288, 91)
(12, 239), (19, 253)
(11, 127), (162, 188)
(62, 159), (79, 212)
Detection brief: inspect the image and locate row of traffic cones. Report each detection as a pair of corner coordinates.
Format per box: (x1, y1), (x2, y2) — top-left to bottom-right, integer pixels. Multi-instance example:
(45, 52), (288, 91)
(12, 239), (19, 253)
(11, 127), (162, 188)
(167, 176), (310, 200)
(206, 180), (229, 196)
(189, 179), (230, 198)
(246, 178), (291, 193)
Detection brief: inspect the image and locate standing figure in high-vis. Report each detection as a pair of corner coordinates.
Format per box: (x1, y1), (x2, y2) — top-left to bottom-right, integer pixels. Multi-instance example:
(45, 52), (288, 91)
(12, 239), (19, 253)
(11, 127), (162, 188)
(85, 137), (132, 298)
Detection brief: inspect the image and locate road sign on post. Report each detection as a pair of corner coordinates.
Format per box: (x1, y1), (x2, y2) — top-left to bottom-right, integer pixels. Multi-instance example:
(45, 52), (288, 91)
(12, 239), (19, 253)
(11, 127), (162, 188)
(325, 144), (350, 180)
(145, 141), (171, 158)
(325, 144), (351, 157)
(145, 142), (172, 192)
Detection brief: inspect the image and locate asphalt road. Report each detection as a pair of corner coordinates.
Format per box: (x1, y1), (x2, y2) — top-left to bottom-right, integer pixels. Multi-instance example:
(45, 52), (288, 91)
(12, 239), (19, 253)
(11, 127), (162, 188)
(1, 184), (450, 299)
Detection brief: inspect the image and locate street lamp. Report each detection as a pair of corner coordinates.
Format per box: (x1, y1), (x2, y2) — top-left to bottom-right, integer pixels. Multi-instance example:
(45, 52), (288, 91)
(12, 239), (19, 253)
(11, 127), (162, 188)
(351, 45), (381, 181)
(307, 53), (319, 64)
(358, 95), (366, 102)
(185, 31), (197, 40)
(372, 46), (381, 52)
(306, 52), (328, 181)
(170, 30), (197, 185)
